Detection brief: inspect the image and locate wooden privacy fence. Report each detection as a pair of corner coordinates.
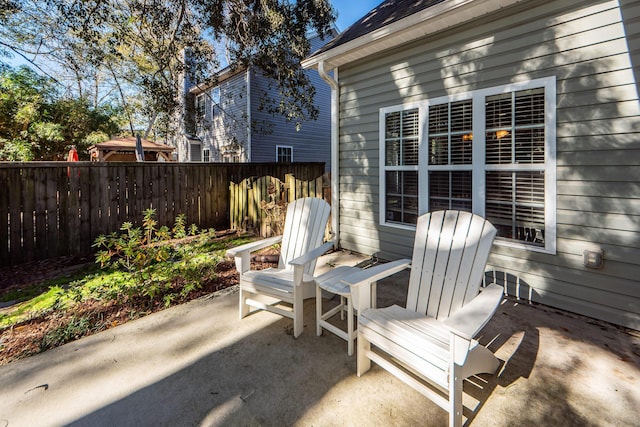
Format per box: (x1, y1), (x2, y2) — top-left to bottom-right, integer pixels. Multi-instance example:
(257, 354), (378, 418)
(0, 162), (324, 267)
(230, 174), (326, 237)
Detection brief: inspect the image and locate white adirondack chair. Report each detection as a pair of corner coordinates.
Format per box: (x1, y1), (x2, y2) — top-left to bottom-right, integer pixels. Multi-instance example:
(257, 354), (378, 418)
(344, 210), (503, 427)
(226, 197), (333, 338)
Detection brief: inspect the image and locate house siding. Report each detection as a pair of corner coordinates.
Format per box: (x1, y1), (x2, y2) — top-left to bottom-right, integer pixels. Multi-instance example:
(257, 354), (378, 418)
(250, 34), (332, 169)
(197, 72), (249, 161)
(336, 0), (640, 328)
(188, 33), (332, 167)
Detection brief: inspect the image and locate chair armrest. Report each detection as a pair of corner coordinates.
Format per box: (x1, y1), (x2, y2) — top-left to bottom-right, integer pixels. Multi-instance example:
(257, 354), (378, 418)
(342, 259), (411, 311)
(288, 241), (334, 268)
(341, 259), (411, 287)
(442, 283), (504, 339)
(226, 235), (283, 274)
(225, 235), (283, 258)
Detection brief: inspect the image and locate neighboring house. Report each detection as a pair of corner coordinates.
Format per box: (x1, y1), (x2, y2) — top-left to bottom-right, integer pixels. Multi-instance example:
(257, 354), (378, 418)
(303, 0), (640, 330)
(174, 30), (336, 168)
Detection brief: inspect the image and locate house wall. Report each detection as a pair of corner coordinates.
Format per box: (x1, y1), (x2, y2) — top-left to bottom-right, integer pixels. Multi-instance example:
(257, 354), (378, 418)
(197, 72), (249, 161)
(336, 0), (640, 329)
(250, 34), (332, 169)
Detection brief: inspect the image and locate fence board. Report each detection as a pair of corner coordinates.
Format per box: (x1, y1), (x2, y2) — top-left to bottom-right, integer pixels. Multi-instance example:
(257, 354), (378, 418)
(68, 169), (81, 255)
(8, 169), (22, 264)
(21, 169), (35, 262)
(0, 169), (9, 261)
(33, 168), (47, 260)
(0, 162), (324, 268)
(46, 170), (60, 258)
(79, 165), (92, 254)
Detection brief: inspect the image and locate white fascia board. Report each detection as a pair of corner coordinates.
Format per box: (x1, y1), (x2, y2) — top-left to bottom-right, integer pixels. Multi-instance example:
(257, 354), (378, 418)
(302, 0), (526, 70)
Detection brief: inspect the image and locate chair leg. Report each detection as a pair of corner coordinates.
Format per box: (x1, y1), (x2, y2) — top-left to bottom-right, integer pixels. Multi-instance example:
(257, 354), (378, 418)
(316, 285), (323, 336)
(372, 281), (377, 308)
(449, 363), (464, 427)
(357, 331), (371, 376)
(239, 288), (250, 319)
(293, 285), (304, 338)
(347, 296), (355, 356)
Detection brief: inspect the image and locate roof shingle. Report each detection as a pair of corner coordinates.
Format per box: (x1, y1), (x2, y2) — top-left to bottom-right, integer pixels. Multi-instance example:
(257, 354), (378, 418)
(311, 0), (445, 57)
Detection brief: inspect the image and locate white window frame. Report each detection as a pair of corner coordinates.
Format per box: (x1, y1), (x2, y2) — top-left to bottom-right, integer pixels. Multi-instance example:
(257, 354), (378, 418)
(276, 145), (293, 163)
(379, 101), (423, 231)
(379, 76), (556, 254)
(203, 148), (211, 162)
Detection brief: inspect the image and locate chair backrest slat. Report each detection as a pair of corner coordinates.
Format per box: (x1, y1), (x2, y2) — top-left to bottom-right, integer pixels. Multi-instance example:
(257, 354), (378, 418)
(279, 198), (330, 275)
(406, 210), (497, 319)
(437, 212), (473, 318)
(408, 210), (442, 312)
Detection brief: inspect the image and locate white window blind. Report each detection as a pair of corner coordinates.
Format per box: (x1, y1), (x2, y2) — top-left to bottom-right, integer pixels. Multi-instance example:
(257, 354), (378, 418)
(427, 99), (473, 212)
(385, 109), (419, 166)
(382, 108), (419, 225)
(484, 87), (546, 246)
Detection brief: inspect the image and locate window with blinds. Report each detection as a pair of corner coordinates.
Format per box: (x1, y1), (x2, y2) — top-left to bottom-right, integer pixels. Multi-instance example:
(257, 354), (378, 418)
(429, 171), (472, 212)
(486, 88), (545, 164)
(383, 108), (419, 225)
(385, 109), (419, 166)
(485, 87), (546, 246)
(427, 99), (473, 212)
(386, 171), (418, 224)
(428, 100), (473, 165)
(379, 77), (554, 252)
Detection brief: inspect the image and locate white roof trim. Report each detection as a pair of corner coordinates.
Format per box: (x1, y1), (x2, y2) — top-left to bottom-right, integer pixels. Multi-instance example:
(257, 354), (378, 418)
(302, 0), (527, 70)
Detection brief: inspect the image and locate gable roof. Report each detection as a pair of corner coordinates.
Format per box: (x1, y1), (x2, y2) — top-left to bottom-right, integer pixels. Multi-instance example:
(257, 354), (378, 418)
(302, 0), (528, 70)
(316, 0), (444, 56)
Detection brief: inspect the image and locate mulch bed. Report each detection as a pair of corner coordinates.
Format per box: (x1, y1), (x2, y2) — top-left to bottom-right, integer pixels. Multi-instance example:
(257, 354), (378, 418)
(0, 232), (278, 366)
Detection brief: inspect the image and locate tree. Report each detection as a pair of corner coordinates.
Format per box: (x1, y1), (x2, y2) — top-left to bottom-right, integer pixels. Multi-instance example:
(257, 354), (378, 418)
(0, 65), (119, 160)
(0, 1), (336, 139)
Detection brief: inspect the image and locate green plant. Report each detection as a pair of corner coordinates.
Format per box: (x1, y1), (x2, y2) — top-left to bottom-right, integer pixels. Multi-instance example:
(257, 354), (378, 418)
(173, 214), (187, 238)
(40, 316), (96, 351)
(93, 209), (188, 272)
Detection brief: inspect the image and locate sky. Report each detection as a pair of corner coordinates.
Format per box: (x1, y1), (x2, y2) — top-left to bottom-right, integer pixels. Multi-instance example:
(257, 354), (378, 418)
(333, 1), (381, 32)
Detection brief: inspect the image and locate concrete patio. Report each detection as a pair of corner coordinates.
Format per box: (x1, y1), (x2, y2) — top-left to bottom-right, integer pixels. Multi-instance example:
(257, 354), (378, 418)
(1, 251), (639, 426)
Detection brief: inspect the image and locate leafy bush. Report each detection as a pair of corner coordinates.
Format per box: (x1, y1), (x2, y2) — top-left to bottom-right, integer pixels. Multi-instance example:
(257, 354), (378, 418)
(90, 209), (221, 307)
(93, 209), (205, 272)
